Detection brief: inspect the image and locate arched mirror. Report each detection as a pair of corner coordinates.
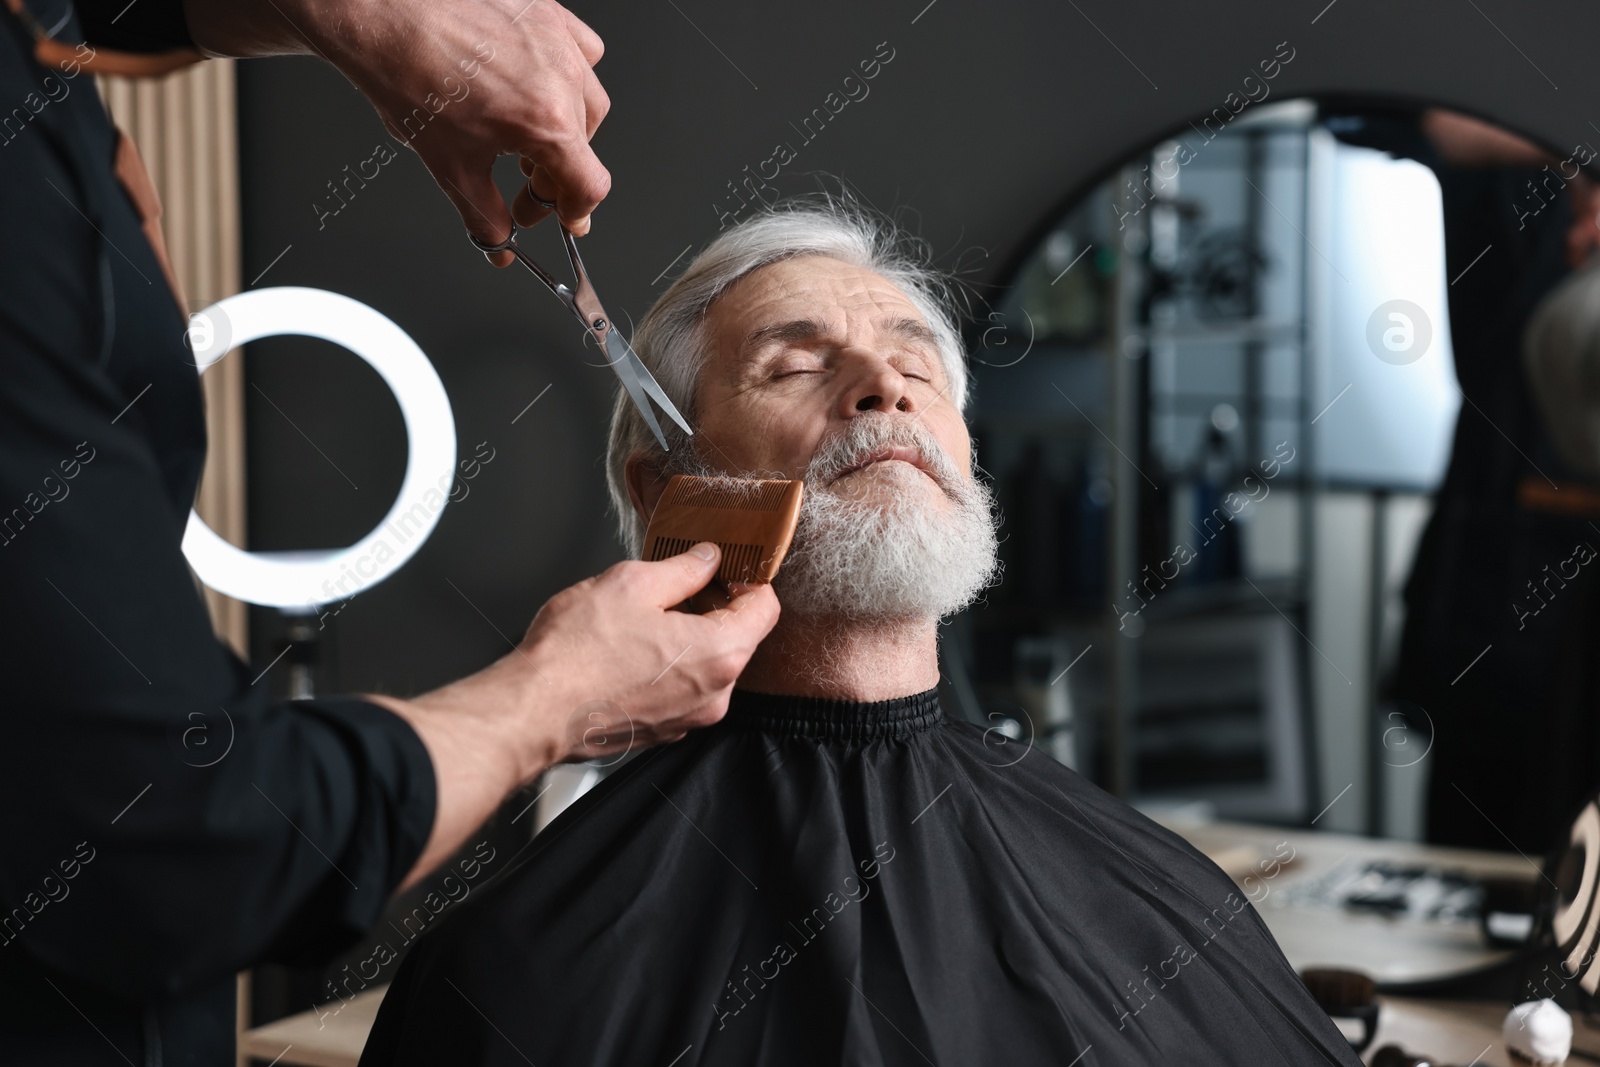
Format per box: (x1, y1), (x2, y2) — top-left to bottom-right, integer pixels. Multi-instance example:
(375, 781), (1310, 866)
(956, 96), (1600, 860)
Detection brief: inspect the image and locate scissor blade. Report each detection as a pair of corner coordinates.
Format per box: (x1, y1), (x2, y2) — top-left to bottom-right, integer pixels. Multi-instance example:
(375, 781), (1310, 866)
(603, 330), (694, 445)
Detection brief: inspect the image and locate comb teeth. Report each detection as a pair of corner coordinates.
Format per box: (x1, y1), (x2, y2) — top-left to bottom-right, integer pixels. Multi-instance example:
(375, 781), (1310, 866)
(663, 478), (792, 512)
(646, 536), (769, 583)
(640, 475), (804, 585)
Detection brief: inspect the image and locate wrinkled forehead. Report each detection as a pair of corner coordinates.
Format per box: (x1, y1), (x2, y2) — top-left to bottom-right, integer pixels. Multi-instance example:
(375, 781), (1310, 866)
(703, 255), (933, 365)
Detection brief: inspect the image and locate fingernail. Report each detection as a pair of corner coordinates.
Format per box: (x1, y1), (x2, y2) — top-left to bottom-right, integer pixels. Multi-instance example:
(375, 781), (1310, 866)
(690, 542), (717, 561)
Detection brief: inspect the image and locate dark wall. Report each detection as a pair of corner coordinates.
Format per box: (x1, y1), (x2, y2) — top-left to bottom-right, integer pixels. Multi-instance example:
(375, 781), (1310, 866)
(237, 0), (1596, 694)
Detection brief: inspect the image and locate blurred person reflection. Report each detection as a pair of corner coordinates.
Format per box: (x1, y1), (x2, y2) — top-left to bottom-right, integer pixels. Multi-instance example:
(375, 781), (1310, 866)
(1324, 103), (1600, 854)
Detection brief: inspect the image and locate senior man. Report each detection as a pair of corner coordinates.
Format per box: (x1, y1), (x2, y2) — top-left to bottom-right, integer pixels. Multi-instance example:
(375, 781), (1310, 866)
(358, 197), (1360, 1067)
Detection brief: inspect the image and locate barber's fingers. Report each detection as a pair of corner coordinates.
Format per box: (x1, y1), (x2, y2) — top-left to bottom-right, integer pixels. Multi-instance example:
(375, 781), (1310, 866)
(558, 3), (605, 67)
(622, 549), (779, 649)
(512, 151), (608, 233)
(518, 142), (609, 236)
(650, 593), (777, 730)
(430, 156), (515, 268)
(516, 70), (610, 236)
(510, 56), (608, 231)
(512, 167), (557, 228)
(580, 68), (610, 138)
(697, 583), (781, 645)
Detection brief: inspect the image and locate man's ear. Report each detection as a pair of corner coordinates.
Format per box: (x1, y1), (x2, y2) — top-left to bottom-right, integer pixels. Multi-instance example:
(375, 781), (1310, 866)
(624, 451), (671, 532)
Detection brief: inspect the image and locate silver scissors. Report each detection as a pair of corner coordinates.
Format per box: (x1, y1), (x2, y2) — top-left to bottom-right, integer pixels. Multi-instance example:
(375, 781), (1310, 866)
(470, 194), (692, 451)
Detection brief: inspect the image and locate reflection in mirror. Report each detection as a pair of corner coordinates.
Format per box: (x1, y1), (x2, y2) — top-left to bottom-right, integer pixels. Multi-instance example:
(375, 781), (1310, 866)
(957, 97), (1600, 856)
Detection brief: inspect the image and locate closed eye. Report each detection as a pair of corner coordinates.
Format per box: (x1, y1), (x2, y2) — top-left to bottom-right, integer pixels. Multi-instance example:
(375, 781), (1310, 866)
(898, 354), (937, 384)
(769, 355), (827, 379)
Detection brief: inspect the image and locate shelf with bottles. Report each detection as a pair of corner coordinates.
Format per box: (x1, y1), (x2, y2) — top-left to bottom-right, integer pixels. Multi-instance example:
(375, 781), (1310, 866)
(968, 423), (1305, 625)
(1142, 319), (1303, 346)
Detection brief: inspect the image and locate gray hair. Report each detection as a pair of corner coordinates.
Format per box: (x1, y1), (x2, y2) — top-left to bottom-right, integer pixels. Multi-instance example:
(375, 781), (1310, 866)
(604, 192), (972, 556)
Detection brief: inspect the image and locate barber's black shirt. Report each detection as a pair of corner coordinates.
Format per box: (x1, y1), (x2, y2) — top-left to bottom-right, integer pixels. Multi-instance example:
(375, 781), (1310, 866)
(0, 3), (437, 1063)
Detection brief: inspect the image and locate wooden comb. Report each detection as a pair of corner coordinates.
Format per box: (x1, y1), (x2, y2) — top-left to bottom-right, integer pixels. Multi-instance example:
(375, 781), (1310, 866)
(641, 475), (804, 584)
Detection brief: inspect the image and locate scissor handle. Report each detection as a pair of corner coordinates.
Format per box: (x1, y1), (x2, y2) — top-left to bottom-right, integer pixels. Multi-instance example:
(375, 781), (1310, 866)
(465, 189), (559, 248)
(467, 211), (577, 315)
(465, 191), (693, 450)
(466, 190), (577, 282)
(465, 193), (613, 363)
(468, 230), (516, 255)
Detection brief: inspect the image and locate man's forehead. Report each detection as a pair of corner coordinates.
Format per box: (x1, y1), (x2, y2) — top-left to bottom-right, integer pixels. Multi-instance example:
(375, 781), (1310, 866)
(736, 314), (940, 361)
(710, 256), (931, 349)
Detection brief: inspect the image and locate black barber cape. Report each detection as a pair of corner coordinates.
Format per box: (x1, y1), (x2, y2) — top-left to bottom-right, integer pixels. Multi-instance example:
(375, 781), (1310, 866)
(362, 688), (1359, 1067)
(0, 3), (436, 1064)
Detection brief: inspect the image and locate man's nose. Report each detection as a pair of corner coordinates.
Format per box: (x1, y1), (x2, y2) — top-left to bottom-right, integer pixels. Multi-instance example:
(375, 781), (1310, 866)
(838, 356), (913, 417)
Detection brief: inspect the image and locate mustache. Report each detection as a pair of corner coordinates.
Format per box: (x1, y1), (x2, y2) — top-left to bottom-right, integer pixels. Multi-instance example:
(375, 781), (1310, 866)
(664, 415), (970, 500)
(803, 417), (964, 495)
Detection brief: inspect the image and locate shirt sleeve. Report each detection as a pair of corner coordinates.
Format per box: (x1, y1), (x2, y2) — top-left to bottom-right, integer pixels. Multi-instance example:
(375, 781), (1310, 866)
(0, 14), (437, 1002)
(72, 0), (194, 52)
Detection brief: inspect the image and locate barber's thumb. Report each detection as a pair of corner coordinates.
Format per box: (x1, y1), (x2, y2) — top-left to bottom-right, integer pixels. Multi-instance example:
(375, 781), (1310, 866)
(646, 542), (721, 603)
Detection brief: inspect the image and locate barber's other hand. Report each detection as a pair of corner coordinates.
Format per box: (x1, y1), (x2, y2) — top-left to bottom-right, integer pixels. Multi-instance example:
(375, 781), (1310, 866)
(182, 0), (611, 266)
(521, 544), (780, 765)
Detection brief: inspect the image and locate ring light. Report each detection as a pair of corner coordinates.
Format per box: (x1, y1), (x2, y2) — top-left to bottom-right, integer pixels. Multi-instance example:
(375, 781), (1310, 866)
(181, 287), (456, 610)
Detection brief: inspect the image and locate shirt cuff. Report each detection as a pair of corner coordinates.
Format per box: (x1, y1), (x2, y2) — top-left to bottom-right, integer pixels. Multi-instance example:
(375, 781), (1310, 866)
(266, 695), (438, 964)
(73, 0), (194, 52)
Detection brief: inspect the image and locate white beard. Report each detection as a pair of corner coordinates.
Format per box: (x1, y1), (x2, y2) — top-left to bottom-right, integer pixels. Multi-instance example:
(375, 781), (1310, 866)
(671, 415), (1001, 623)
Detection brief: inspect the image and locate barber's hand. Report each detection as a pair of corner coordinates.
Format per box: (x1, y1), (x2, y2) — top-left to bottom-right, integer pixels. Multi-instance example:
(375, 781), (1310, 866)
(183, 0), (611, 265)
(520, 544), (780, 763)
(351, 0), (613, 262)
(369, 543), (776, 891)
